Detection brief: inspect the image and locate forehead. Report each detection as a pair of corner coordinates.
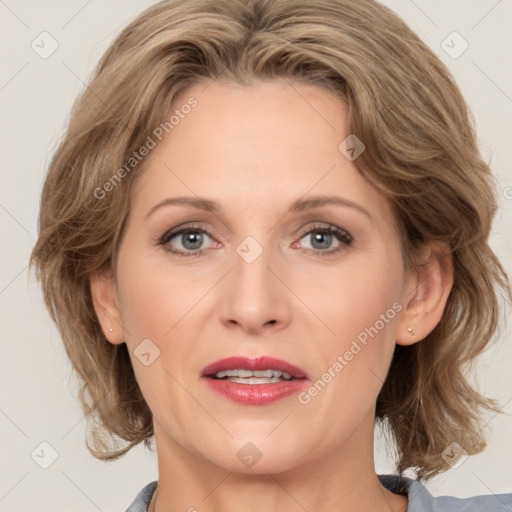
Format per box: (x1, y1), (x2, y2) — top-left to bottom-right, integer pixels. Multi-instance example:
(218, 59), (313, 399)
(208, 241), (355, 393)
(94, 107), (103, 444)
(130, 79), (394, 228)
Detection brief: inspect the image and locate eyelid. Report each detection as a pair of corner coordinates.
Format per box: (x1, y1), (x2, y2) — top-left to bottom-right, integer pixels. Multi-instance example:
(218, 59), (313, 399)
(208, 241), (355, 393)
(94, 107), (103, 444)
(157, 220), (354, 261)
(157, 222), (218, 246)
(296, 222), (353, 242)
(157, 220), (352, 243)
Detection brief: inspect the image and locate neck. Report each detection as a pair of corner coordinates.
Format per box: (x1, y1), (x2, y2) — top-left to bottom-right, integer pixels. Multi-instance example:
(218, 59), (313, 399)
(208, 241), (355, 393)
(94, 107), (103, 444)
(149, 410), (407, 512)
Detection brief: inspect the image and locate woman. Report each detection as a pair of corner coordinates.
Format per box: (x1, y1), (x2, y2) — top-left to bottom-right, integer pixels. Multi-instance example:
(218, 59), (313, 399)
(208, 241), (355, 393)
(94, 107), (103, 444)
(29, 0), (512, 510)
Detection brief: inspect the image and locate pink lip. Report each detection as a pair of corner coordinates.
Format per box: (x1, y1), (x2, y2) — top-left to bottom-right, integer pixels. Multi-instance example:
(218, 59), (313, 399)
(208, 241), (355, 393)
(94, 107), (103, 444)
(201, 356), (308, 379)
(201, 356), (310, 406)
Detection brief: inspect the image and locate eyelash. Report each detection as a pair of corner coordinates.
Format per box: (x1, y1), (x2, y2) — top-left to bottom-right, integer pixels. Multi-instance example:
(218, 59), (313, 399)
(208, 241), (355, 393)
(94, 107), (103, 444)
(157, 222), (353, 258)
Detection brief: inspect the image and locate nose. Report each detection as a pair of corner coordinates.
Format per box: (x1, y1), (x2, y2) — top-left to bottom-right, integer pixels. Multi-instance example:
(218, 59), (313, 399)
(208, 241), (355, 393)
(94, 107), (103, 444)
(217, 240), (292, 336)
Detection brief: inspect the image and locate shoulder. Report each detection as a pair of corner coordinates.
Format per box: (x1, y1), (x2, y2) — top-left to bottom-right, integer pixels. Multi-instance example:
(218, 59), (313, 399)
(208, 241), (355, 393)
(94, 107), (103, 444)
(379, 474), (512, 512)
(125, 480), (158, 512)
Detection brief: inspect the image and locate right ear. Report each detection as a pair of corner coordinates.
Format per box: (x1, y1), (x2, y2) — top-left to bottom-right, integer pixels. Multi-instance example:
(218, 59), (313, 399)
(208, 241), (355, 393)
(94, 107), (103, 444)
(90, 269), (125, 345)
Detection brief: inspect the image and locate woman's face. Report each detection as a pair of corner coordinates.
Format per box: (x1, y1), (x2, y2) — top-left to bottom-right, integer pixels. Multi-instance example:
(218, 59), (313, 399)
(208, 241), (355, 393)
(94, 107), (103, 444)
(111, 79), (414, 473)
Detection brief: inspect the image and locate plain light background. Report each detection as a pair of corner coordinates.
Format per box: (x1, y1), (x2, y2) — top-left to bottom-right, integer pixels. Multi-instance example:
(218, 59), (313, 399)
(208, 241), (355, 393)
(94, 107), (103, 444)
(0, 0), (511, 510)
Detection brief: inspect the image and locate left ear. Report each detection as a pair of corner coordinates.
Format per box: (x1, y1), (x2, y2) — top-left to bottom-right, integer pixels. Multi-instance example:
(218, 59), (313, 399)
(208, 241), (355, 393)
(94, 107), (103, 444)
(395, 241), (454, 346)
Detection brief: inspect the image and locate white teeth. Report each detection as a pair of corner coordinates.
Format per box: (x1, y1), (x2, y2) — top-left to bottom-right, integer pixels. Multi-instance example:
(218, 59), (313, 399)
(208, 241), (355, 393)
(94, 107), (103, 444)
(253, 370), (280, 377)
(236, 369), (253, 378)
(214, 369), (294, 380)
(215, 370), (238, 378)
(227, 376), (283, 384)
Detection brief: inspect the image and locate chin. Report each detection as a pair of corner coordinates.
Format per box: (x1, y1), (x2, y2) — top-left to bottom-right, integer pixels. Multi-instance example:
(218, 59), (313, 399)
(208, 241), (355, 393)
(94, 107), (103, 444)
(214, 453), (300, 476)
(197, 435), (308, 475)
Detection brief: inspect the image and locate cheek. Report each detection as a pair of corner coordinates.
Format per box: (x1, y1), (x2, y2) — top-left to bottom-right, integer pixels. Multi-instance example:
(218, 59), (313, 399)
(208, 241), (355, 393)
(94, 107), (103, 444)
(115, 248), (211, 395)
(340, 266), (402, 343)
(300, 250), (403, 413)
(311, 248), (403, 345)
(116, 246), (202, 338)
(114, 252), (203, 421)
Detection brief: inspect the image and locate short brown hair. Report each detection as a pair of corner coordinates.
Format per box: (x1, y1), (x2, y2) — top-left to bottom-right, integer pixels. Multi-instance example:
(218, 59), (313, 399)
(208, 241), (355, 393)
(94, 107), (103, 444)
(29, 0), (510, 479)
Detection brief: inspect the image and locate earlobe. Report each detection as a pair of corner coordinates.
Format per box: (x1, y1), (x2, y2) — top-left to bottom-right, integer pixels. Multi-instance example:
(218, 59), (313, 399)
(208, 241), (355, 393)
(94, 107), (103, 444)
(89, 269), (125, 345)
(395, 242), (454, 346)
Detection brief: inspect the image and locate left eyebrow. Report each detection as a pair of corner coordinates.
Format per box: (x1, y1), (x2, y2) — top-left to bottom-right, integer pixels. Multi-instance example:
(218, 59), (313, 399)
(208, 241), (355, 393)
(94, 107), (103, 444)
(145, 194), (373, 220)
(145, 197), (219, 219)
(289, 195), (372, 220)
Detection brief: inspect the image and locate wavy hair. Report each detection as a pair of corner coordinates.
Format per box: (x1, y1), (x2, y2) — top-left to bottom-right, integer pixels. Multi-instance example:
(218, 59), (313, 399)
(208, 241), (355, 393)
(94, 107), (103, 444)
(29, 0), (510, 479)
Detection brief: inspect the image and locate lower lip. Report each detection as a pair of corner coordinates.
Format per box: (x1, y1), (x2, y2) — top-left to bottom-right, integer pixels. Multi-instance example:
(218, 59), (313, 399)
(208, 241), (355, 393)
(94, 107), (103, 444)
(203, 377), (309, 405)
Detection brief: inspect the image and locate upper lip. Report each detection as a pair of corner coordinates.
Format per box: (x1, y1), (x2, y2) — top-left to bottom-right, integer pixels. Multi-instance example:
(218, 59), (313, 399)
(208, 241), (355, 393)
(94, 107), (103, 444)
(201, 356), (309, 379)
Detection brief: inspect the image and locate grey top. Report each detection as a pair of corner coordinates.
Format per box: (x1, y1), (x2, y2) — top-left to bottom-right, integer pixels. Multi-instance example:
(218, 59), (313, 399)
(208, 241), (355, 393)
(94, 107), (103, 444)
(125, 475), (512, 511)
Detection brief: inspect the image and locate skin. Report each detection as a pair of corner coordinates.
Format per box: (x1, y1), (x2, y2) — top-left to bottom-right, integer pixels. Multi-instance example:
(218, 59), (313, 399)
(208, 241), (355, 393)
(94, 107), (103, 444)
(91, 79), (453, 512)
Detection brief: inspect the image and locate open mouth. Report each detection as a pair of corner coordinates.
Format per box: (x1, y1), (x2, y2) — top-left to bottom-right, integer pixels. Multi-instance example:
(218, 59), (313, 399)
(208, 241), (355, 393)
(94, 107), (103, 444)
(201, 356), (308, 405)
(208, 369), (296, 384)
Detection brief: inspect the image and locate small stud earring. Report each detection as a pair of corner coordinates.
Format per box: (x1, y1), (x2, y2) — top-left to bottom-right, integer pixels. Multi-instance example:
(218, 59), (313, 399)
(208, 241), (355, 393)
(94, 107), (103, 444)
(109, 327), (113, 332)
(407, 327), (415, 336)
